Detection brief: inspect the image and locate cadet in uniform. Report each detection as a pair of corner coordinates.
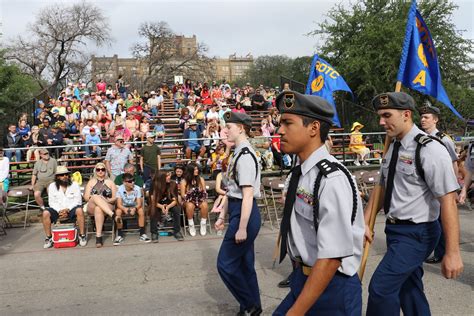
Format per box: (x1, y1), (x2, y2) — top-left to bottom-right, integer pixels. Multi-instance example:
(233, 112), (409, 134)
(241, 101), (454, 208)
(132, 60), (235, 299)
(273, 90), (365, 316)
(419, 104), (459, 264)
(215, 112), (262, 316)
(365, 92), (464, 316)
(459, 141), (473, 205)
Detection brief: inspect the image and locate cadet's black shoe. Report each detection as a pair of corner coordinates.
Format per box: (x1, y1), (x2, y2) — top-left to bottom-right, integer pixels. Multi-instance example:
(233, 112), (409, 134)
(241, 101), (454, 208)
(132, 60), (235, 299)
(246, 306), (262, 316)
(425, 256), (442, 264)
(151, 233), (159, 243)
(174, 231), (184, 241)
(278, 276), (291, 288)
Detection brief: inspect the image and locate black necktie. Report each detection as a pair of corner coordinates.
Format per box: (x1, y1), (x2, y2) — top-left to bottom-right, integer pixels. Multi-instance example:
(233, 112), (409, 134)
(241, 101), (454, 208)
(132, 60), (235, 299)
(279, 165), (302, 263)
(383, 141), (401, 214)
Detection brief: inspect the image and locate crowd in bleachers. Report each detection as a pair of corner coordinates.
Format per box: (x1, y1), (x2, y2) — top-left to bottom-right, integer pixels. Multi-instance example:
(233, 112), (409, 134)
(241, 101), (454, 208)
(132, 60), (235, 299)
(1, 78), (291, 248)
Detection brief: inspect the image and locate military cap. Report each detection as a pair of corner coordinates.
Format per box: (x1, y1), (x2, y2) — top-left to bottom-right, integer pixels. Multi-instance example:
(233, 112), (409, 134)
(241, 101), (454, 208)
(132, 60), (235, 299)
(418, 105), (440, 116)
(372, 92), (416, 111)
(275, 90), (334, 124)
(224, 111), (253, 127)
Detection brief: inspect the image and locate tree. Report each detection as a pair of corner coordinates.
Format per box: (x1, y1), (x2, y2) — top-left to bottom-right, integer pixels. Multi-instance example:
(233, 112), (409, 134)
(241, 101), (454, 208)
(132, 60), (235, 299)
(0, 51), (40, 124)
(309, 0), (473, 131)
(131, 21), (214, 89)
(5, 1), (111, 94)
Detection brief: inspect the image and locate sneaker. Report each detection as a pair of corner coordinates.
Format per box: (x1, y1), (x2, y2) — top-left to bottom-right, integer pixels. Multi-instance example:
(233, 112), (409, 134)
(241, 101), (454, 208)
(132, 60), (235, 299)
(189, 225), (196, 237)
(79, 235), (87, 247)
(43, 237), (53, 249)
(151, 233), (159, 243)
(174, 231), (184, 241)
(362, 161), (369, 166)
(217, 230), (223, 236)
(353, 160), (361, 166)
(113, 235), (124, 246)
(139, 234), (151, 243)
(200, 223), (207, 236)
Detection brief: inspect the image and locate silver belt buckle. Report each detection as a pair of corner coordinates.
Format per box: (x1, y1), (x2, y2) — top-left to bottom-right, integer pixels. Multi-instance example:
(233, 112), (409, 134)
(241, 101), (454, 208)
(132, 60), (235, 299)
(387, 215), (396, 224)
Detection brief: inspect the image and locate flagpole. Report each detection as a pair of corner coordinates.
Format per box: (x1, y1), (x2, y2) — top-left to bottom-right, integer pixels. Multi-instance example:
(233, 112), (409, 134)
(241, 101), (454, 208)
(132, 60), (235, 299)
(358, 81), (400, 280)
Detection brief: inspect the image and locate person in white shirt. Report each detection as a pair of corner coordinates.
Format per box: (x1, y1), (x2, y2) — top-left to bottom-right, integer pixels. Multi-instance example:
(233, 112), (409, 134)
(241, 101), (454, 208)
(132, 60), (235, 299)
(0, 148), (9, 207)
(42, 166), (87, 248)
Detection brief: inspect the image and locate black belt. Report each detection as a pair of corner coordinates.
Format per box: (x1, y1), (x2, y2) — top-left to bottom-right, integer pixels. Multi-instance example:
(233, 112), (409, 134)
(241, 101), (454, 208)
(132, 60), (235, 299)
(293, 260), (347, 277)
(386, 217), (418, 225)
(228, 197), (256, 202)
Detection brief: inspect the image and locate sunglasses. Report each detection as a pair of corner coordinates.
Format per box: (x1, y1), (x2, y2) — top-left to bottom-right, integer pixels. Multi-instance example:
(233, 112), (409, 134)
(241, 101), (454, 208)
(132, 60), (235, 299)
(96, 168), (106, 172)
(58, 173), (69, 177)
(117, 140), (124, 143)
(125, 179), (135, 183)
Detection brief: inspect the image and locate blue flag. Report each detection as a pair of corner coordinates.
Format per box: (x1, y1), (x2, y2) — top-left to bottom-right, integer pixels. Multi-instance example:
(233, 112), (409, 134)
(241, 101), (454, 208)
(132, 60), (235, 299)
(397, 0), (462, 119)
(305, 54), (353, 127)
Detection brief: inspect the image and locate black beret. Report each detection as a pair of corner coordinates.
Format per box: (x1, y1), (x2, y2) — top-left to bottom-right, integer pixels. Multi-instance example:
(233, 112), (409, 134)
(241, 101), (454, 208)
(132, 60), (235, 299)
(372, 92), (416, 111)
(419, 105), (440, 115)
(275, 91), (334, 124)
(224, 111), (252, 127)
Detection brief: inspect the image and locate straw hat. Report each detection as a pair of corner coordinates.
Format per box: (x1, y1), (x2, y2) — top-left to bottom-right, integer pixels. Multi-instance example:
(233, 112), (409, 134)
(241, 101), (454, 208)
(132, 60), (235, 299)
(56, 165), (70, 175)
(351, 122), (364, 131)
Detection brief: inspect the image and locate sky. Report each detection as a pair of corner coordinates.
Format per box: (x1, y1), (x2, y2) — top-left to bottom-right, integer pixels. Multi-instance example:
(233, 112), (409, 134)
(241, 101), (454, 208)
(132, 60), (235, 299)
(1, 0), (473, 59)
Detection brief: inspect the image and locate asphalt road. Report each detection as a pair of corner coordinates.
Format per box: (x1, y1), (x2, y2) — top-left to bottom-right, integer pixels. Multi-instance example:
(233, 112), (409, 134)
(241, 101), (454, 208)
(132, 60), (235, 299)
(0, 207), (472, 316)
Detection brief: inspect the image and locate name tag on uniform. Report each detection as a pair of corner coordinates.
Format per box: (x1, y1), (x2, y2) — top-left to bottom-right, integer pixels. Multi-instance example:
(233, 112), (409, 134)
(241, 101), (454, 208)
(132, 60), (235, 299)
(399, 155), (413, 165)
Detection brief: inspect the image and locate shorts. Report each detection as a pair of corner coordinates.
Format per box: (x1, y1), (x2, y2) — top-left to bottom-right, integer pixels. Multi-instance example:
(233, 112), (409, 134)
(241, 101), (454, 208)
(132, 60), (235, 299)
(34, 178), (54, 192)
(46, 205), (82, 224)
(188, 145), (201, 153)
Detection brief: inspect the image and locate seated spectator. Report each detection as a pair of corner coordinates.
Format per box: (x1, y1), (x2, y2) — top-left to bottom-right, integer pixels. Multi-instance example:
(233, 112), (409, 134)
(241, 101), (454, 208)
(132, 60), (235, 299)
(153, 118), (166, 139)
(180, 162), (208, 237)
(250, 130), (274, 171)
(271, 135), (283, 169)
(139, 116), (150, 141)
(174, 88), (185, 110)
(208, 144), (228, 179)
(114, 163), (144, 187)
(30, 148), (57, 211)
(85, 127), (102, 157)
(194, 105), (206, 125)
(97, 103), (112, 133)
(3, 124), (23, 162)
(0, 148), (10, 207)
(200, 84), (213, 106)
(48, 123), (64, 158)
(125, 113), (140, 138)
(84, 162), (117, 248)
(268, 107), (280, 127)
(140, 133), (161, 183)
(42, 166), (87, 249)
(206, 104), (220, 123)
(260, 118), (275, 137)
(128, 100), (144, 121)
(349, 122), (370, 166)
(80, 103), (97, 129)
(241, 90), (252, 112)
(187, 95), (198, 116)
(81, 118), (99, 142)
(109, 118), (132, 143)
(105, 136), (133, 180)
(64, 105), (79, 134)
(183, 120), (206, 162)
(218, 104), (231, 127)
(149, 171), (184, 242)
(251, 89), (266, 111)
(232, 102), (246, 114)
(50, 109), (66, 126)
(202, 121), (220, 154)
(179, 107), (191, 130)
(25, 125), (41, 162)
(114, 173), (150, 245)
(35, 100), (46, 119)
(211, 162), (228, 237)
(17, 119), (31, 138)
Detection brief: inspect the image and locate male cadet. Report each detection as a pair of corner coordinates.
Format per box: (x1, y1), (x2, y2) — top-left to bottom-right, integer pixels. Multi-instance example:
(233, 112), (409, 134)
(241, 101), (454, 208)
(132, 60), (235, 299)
(365, 92), (463, 316)
(274, 90), (365, 316)
(419, 104), (459, 264)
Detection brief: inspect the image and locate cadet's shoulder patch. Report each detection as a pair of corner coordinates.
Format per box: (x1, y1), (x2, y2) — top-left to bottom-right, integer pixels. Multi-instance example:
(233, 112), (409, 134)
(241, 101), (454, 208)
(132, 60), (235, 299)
(414, 133), (432, 146)
(316, 159), (339, 176)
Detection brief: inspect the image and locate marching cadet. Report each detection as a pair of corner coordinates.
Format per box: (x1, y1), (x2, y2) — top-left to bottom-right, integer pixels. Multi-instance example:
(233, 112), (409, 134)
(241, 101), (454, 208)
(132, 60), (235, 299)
(273, 90), (365, 315)
(215, 111), (262, 316)
(419, 104), (459, 264)
(365, 92), (463, 316)
(459, 141), (473, 205)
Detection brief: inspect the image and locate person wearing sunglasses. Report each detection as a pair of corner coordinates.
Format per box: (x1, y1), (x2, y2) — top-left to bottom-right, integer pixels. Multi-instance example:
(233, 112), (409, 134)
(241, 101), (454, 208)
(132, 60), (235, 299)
(104, 135), (133, 181)
(114, 173), (150, 245)
(30, 148), (57, 211)
(84, 162), (117, 248)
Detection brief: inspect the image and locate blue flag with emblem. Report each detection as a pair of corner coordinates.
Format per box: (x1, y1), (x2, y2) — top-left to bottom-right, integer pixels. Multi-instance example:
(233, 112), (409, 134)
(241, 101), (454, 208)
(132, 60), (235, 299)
(305, 54), (353, 127)
(396, 0), (462, 119)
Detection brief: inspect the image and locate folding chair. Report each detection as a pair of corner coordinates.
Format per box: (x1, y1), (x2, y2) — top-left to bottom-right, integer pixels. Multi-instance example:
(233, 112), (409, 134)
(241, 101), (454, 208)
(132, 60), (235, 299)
(3, 185), (38, 229)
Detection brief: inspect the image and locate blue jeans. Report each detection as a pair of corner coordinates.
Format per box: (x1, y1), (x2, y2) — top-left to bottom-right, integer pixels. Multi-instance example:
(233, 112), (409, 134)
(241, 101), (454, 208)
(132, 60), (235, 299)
(85, 145), (101, 157)
(217, 198), (261, 312)
(367, 221), (441, 316)
(6, 149), (22, 162)
(274, 268), (362, 315)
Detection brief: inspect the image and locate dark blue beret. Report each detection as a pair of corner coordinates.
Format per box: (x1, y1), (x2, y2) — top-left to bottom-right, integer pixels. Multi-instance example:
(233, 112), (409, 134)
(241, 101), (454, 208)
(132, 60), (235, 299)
(224, 111), (253, 127)
(372, 92), (416, 111)
(276, 90), (334, 124)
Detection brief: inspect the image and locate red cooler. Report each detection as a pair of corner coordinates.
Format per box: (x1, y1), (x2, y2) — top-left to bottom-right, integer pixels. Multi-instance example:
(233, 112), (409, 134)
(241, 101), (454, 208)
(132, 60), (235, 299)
(52, 224), (78, 248)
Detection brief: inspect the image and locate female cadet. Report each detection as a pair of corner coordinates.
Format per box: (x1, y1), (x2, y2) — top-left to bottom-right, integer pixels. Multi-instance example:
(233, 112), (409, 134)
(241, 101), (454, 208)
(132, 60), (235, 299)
(215, 111), (262, 316)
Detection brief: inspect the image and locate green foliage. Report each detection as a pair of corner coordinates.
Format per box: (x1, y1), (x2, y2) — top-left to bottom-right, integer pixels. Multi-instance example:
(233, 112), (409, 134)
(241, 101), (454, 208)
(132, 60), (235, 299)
(0, 51), (40, 124)
(310, 0), (473, 131)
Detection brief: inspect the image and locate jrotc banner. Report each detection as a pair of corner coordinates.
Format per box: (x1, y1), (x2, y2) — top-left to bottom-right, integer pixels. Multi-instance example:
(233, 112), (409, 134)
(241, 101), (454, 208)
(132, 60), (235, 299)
(396, 0), (463, 119)
(305, 54), (353, 127)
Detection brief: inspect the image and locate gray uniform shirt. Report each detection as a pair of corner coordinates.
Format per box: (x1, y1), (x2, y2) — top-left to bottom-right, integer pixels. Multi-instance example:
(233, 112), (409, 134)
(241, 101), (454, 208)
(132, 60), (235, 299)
(380, 125), (459, 223)
(465, 142), (474, 172)
(287, 146), (365, 276)
(225, 140), (261, 199)
(430, 129), (458, 162)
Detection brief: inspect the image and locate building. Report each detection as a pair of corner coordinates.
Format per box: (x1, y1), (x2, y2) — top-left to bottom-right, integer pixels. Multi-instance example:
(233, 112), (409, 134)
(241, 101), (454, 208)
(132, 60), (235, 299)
(214, 54), (253, 82)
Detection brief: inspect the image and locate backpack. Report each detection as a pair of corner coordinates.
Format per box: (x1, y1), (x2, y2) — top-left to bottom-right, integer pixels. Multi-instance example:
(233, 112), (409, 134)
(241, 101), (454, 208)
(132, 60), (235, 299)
(413, 133), (447, 182)
(231, 147), (258, 187)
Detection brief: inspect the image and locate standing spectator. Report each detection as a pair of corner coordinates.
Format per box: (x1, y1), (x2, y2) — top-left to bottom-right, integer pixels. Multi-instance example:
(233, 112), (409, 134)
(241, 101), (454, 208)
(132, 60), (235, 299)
(183, 120), (206, 161)
(84, 162), (117, 248)
(149, 171), (184, 242)
(85, 128), (102, 157)
(349, 122), (370, 166)
(180, 162), (209, 236)
(3, 124), (23, 162)
(96, 78), (106, 93)
(104, 136), (133, 180)
(116, 74), (128, 99)
(42, 166), (87, 248)
(0, 148), (9, 207)
(140, 133), (161, 183)
(251, 89), (266, 111)
(30, 148), (57, 211)
(114, 173), (150, 245)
